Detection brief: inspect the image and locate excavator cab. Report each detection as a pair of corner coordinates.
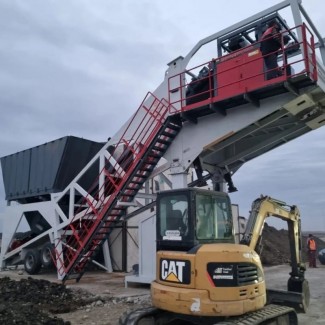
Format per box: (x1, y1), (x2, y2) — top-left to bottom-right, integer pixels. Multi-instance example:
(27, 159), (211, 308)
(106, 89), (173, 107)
(156, 188), (234, 252)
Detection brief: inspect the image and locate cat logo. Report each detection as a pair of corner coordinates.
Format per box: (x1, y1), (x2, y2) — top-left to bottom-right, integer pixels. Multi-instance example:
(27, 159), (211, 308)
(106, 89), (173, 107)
(160, 258), (191, 284)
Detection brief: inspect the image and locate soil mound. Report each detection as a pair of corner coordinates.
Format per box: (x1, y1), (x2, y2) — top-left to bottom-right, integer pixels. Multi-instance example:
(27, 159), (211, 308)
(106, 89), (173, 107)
(0, 276), (89, 325)
(259, 223), (325, 266)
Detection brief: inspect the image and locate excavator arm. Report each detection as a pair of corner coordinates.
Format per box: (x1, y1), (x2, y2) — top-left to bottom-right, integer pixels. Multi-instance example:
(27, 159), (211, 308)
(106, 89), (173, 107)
(240, 195), (309, 312)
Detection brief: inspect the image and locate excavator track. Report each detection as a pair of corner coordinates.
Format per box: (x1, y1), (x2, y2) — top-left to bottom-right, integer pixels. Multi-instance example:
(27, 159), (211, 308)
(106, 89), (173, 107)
(217, 304), (298, 325)
(119, 307), (161, 325)
(119, 304), (298, 325)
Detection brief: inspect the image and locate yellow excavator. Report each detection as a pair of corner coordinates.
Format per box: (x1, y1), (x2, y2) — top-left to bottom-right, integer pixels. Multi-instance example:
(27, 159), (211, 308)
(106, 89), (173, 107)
(120, 188), (309, 324)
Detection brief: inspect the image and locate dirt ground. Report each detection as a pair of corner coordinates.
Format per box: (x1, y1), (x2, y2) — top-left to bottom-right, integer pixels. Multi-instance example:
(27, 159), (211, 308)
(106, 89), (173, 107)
(0, 264), (324, 325)
(0, 269), (151, 325)
(264, 265), (325, 325)
(0, 226), (324, 324)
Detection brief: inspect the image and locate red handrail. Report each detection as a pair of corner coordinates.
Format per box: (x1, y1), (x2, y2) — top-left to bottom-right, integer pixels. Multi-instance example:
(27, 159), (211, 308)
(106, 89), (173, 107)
(54, 92), (169, 277)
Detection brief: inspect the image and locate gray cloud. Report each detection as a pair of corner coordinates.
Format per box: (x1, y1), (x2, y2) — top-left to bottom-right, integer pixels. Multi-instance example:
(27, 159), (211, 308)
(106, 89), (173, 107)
(0, 0), (325, 233)
(230, 128), (325, 231)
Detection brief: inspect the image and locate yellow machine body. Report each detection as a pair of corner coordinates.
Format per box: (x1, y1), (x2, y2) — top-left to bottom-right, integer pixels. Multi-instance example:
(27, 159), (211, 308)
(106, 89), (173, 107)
(152, 243), (266, 316)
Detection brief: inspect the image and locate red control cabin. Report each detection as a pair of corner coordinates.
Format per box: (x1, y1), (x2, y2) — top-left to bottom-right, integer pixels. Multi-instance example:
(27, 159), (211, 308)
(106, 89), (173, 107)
(169, 22), (317, 118)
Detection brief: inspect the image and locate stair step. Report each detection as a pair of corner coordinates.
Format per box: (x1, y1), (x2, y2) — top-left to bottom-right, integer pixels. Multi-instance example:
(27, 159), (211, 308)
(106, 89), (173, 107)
(88, 244), (101, 251)
(108, 208), (122, 214)
(150, 146), (165, 153)
(165, 123), (181, 131)
(134, 173), (148, 178)
(120, 193), (135, 197)
(127, 185), (142, 192)
(147, 152), (161, 159)
(140, 166), (155, 172)
(156, 138), (172, 145)
(125, 186), (141, 191)
(98, 227), (109, 236)
(152, 146), (166, 152)
(161, 130), (176, 137)
(141, 161), (158, 168)
(65, 272), (82, 281)
(128, 180), (143, 185)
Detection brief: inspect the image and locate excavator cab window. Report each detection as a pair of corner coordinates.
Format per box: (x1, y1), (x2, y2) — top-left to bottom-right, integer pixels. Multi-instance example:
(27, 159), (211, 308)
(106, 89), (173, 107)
(156, 189), (234, 251)
(159, 194), (189, 240)
(196, 194), (233, 241)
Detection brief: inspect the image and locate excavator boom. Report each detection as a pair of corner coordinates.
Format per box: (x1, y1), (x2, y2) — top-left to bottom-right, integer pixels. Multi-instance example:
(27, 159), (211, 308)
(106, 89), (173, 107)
(240, 195), (309, 313)
(241, 196), (303, 276)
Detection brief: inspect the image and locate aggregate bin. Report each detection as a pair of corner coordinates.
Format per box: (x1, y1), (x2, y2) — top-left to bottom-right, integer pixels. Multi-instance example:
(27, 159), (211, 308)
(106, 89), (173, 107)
(1, 136), (104, 203)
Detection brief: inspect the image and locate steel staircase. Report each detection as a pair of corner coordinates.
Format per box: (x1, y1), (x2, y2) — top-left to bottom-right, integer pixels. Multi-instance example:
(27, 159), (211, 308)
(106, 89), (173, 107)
(53, 93), (182, 282)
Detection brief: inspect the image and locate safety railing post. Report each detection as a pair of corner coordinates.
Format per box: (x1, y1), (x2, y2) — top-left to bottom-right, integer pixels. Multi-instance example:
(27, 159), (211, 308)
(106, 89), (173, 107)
(309, 28), (317, 81)
(281, 31), (287, 78)
(301, 24), (310, 77)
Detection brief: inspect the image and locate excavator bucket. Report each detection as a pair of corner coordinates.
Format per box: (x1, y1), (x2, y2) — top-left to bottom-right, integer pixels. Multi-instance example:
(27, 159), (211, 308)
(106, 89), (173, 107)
(267, 278), (310, 313)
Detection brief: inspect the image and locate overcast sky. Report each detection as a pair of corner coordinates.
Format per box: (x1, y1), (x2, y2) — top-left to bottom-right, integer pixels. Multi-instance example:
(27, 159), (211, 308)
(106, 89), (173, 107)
(0, 0), (324, 232)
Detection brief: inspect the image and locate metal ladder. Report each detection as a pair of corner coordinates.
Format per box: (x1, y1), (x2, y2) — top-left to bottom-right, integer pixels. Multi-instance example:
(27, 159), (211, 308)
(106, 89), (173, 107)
(53, 93), (182, 282)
